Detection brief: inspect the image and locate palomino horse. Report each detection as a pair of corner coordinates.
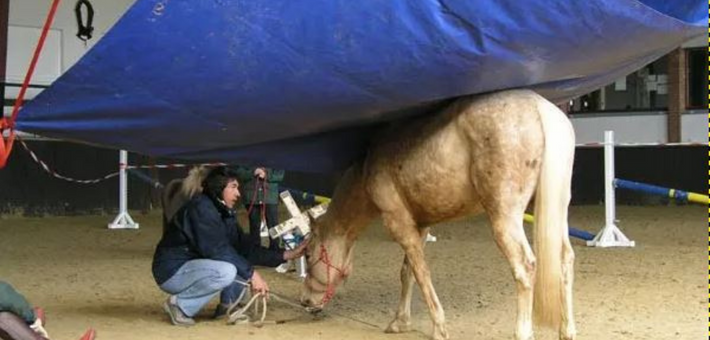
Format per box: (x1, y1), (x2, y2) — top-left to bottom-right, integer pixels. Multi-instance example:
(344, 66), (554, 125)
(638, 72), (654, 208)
(300, 90), (576, 340)
(161, 165), (209, 230)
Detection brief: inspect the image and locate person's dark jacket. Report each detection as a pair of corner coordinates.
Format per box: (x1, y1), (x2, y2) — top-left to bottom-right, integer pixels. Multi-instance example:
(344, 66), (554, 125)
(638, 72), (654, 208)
(233, 166), (284, 205)
(152, 194), (285, 285)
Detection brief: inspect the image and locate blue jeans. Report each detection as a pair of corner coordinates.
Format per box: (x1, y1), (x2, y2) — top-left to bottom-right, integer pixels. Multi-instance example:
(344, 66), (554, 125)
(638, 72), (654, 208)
(159, 259), (245, 317)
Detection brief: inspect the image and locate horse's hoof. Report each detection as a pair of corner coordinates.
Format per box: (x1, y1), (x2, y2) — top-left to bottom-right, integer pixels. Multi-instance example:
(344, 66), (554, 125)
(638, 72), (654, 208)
(559, 332), (575, 340)
(559, 325), (576, 340)
(515, 330), (534, 340)
(432, 325), (450, 340)
(385, 320), (411, 333)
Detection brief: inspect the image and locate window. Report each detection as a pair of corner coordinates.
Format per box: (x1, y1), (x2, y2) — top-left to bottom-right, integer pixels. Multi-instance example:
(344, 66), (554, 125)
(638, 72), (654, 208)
(686, 48), (708, 109)
(569, 56), (669, 113)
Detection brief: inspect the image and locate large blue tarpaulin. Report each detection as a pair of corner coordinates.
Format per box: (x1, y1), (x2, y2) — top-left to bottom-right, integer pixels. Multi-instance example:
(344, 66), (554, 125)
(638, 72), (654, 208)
(16, 0), (707, 173)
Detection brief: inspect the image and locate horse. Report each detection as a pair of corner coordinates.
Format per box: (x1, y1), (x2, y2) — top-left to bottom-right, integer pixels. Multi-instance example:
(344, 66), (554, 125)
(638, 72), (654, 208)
(161, 165), (209, 231)
(300, 89), (576, 340)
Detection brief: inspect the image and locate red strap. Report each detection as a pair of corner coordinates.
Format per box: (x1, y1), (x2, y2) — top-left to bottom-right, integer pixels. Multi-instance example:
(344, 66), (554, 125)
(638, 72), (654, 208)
(0, 0), (62, 169)
(314, 243), (346, 305)
(0, 119), (15, 168)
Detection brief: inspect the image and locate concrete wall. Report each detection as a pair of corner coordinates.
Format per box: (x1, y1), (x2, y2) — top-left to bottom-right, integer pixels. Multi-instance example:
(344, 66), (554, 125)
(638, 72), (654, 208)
(571, 110), (707, 144)
(6, 0), (136, 98)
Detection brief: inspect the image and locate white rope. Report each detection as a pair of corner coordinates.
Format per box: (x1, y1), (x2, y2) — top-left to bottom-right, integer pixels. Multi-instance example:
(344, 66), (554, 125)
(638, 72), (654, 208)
(225, 278), (311, 327)
(17, 136), (225, 184)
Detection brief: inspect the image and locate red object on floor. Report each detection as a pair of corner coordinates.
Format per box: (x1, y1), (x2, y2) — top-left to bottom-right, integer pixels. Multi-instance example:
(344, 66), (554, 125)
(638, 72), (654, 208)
(78, 328), (96, 340)
(33, 307), (45, 326)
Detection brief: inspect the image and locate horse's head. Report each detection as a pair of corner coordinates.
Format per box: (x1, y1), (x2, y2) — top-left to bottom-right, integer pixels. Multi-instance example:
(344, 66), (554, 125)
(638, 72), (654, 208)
(300, 217), (355, 311)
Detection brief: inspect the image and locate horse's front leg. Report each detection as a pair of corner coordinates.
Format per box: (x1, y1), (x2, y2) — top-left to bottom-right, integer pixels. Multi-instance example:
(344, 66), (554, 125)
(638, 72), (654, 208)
(385, 215), (448, 340)
(386, 228), (429, 334)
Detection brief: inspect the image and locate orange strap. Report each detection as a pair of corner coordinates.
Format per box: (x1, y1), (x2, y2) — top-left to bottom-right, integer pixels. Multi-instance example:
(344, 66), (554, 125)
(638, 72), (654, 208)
(0, 118), (15, 168)
(0, 0), (62, 169)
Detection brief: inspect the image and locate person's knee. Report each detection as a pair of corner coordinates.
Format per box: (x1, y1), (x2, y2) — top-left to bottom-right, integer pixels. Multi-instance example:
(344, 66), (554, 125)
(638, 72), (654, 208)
(215, 263), (237, 287)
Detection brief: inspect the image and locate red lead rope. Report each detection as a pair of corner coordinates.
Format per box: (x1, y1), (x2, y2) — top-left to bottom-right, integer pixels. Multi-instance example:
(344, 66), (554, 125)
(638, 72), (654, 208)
(0, 0), (62, 169)
(246, 178), (267, 224)
(313, 243), (347, 306)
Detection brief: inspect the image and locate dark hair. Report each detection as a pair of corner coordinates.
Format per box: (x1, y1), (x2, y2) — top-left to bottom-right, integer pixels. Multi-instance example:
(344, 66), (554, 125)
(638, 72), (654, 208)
(201, 166), (239, 200)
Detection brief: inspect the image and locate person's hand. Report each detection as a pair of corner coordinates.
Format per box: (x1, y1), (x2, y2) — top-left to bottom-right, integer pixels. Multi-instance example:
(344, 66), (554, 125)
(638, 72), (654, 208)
(253, 167), (266, 180)
(284, 237), (310, 260)
(250, 271), (269, 297)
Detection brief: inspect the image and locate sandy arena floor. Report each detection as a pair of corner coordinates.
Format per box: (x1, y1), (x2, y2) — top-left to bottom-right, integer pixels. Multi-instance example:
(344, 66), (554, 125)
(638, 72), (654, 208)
(0, 205), (705, 340)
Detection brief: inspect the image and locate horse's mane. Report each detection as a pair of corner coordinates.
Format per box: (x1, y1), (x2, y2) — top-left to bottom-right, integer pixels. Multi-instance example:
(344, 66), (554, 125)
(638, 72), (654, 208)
(181, 165), (209, 197)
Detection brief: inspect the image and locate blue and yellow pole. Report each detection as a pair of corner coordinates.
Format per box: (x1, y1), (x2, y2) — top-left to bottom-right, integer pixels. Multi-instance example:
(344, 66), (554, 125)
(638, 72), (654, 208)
(614, 179), (708, 205)
(284, 188), (331, 206)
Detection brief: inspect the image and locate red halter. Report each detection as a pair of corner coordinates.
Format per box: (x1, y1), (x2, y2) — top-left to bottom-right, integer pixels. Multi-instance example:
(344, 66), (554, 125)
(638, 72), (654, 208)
(312, 243), (347, 305)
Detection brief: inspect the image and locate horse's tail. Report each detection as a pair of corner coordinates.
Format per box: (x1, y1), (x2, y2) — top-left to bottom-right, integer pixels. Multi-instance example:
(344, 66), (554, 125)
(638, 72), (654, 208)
(532, 97), (575, 328)
(181, 165), (209, 197)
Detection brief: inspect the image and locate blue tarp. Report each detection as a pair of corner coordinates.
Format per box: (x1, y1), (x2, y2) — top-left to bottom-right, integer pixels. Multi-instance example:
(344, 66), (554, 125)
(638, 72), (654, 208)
(16, 0), (707, 173)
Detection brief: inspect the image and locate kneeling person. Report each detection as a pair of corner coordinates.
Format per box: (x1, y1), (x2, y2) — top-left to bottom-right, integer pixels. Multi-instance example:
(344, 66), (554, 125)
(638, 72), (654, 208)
(152, 166), (307, 325)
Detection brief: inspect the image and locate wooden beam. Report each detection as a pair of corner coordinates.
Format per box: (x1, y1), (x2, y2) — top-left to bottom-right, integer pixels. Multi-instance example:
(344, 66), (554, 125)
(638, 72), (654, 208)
(666, 48), (686, 143)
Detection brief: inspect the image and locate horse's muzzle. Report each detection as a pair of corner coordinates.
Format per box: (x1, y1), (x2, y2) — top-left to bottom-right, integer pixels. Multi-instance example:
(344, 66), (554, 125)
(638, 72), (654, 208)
(300, 291), (325, 313)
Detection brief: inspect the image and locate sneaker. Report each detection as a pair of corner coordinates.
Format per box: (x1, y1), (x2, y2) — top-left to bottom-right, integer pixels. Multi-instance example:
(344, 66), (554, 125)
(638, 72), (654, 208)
(275, 261), (293, 273)
(78, 329), (96, 340)
(163, 296), (195, 326)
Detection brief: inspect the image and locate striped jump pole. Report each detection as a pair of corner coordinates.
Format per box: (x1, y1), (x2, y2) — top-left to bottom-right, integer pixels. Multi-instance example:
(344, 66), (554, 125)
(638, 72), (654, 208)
(284, 188), (331, 206)
(614, 179), (708, 205)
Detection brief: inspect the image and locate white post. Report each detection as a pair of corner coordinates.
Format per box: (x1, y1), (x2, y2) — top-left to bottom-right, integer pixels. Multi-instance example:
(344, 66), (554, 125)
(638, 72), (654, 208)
(108, 150), (139, 229)
(587, 131), (634, 247)
(296, 255), (307, 278)
(604, 130), (615, 229)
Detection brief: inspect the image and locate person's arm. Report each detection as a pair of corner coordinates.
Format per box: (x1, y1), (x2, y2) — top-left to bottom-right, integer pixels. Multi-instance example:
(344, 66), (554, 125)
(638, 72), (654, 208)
(233, 228), (309, 267)
(266, 168), (284, 183)
(233, 225), (286, 267)
(185, 204), (254, 279)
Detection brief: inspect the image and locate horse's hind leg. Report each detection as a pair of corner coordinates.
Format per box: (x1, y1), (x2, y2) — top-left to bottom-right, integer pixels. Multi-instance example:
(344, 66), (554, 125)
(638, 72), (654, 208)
(386, 227), (430, 334)
(560, 236), (576, 339)
(494, 211), (536, 340)
(487, 207), (536, 340)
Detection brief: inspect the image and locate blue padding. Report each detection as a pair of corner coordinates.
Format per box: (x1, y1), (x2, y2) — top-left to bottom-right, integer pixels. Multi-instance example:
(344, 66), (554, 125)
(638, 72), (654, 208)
(615, 179), (671, 198)
(16, 0), (706, 173)
(569, 228), (595, 241)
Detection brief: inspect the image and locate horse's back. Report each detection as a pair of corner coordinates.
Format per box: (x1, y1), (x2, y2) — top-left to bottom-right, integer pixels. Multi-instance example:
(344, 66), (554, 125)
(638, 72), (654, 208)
(364, 90), (549, 224)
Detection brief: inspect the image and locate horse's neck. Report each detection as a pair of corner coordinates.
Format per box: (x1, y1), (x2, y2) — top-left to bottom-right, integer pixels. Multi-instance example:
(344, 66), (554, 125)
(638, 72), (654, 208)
(322, 164), (377, 240)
